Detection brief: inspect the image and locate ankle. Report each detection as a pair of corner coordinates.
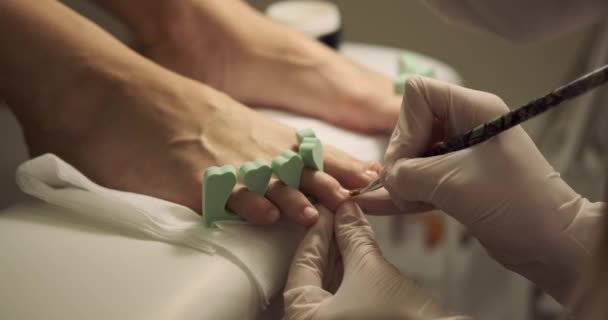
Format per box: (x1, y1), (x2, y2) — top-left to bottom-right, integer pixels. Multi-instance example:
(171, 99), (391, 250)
(15, 57), (148, 140)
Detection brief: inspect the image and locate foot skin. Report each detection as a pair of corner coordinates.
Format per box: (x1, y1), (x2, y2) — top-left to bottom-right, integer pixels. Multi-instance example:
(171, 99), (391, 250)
(19, 64), (380, 226)
(139, 0), (401, 134)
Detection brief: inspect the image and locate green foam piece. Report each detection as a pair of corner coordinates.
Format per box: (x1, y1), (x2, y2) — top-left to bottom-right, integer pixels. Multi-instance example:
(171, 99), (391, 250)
(416, 65), (436, 78)
(299, 137), (324, 172)
(394, 72), (417, 95)
(398, 53), (419, 73)
(398, 53), (436, 78)
(238, 158), (272, 196)
(202, 165), (243, 227)
(296, 128), (316, 143)
(271, 150), (304, 189)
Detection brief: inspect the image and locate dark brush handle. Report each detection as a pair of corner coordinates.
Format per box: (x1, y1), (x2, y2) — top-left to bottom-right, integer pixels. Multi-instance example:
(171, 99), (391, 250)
(424, 65), (608, 157)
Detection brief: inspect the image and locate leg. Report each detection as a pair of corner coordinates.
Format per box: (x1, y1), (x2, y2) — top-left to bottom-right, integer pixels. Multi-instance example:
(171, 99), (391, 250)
(0, 0), (380, 225)
(92, 0), (401, 133)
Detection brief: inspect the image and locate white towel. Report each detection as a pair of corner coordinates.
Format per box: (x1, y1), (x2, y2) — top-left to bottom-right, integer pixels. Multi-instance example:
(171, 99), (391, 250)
(15, 154), (305, 307)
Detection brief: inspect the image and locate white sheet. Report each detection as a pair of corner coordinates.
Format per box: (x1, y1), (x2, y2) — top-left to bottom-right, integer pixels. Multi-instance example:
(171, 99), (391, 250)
(15, 154), (305, 307)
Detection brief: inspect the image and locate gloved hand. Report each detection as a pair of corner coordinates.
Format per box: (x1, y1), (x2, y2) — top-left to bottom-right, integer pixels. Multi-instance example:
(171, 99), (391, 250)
(355, 76), (603, 304)
(283, 202), (468, 320)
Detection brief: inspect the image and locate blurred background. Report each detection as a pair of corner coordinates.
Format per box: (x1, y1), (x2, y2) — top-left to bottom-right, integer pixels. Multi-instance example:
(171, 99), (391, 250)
(249, 0), (592, 112)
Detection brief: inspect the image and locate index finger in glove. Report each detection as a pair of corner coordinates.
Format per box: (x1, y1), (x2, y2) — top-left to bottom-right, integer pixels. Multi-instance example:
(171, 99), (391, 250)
(334, 201), (383, 264)
(286, 205), (335, 291)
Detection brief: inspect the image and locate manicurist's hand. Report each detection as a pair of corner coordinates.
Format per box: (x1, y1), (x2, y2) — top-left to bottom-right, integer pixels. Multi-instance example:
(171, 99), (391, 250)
(284, 202), (467, 320)
(93, 0), (402, 133)
(355, 76), (602, 303)
(1, 0), (380, 227)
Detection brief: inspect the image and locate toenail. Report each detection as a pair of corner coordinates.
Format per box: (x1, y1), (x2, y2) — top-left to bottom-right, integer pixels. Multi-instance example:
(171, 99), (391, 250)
(301, 206), (319, 219)
(267, 207), (280, 222)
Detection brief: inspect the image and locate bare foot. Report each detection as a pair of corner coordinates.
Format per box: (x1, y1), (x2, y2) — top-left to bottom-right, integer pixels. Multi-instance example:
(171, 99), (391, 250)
(17, 62), (380, 226)
(138, 0), (401, 133)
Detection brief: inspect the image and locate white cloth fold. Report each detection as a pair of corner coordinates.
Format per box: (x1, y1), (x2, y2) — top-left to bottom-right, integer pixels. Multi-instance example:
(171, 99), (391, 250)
(15, 153), (304, 307)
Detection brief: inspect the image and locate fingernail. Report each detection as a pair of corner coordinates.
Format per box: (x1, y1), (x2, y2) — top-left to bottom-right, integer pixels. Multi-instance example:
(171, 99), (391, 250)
(267, 207), (280, 222)
(301, 206), (319, 220)
(365, 170), (379, 179)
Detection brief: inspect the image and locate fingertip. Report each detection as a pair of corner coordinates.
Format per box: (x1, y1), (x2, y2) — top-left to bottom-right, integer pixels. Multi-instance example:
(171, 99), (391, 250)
(300, 206), (320, 226)
(336, 201), (366, 225)
(266, 207), (281, 223)
(404, 75), (427, 97)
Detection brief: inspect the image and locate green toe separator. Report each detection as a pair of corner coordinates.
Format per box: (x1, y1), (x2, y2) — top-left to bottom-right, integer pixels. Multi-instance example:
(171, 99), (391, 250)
(272, 150), (304, 189)
(398, 53), (436, 79)
(394, 73), (418, 95)
(202, 165), (243, 227)
(239, 158), (272, 196)
(299, 136), (324, 172)
(296, 128), (316, 143)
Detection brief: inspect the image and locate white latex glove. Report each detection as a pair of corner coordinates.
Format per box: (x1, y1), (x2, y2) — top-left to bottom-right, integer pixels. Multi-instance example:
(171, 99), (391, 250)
(283, 202), (468, 320)
(355, 77), (604, 304)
